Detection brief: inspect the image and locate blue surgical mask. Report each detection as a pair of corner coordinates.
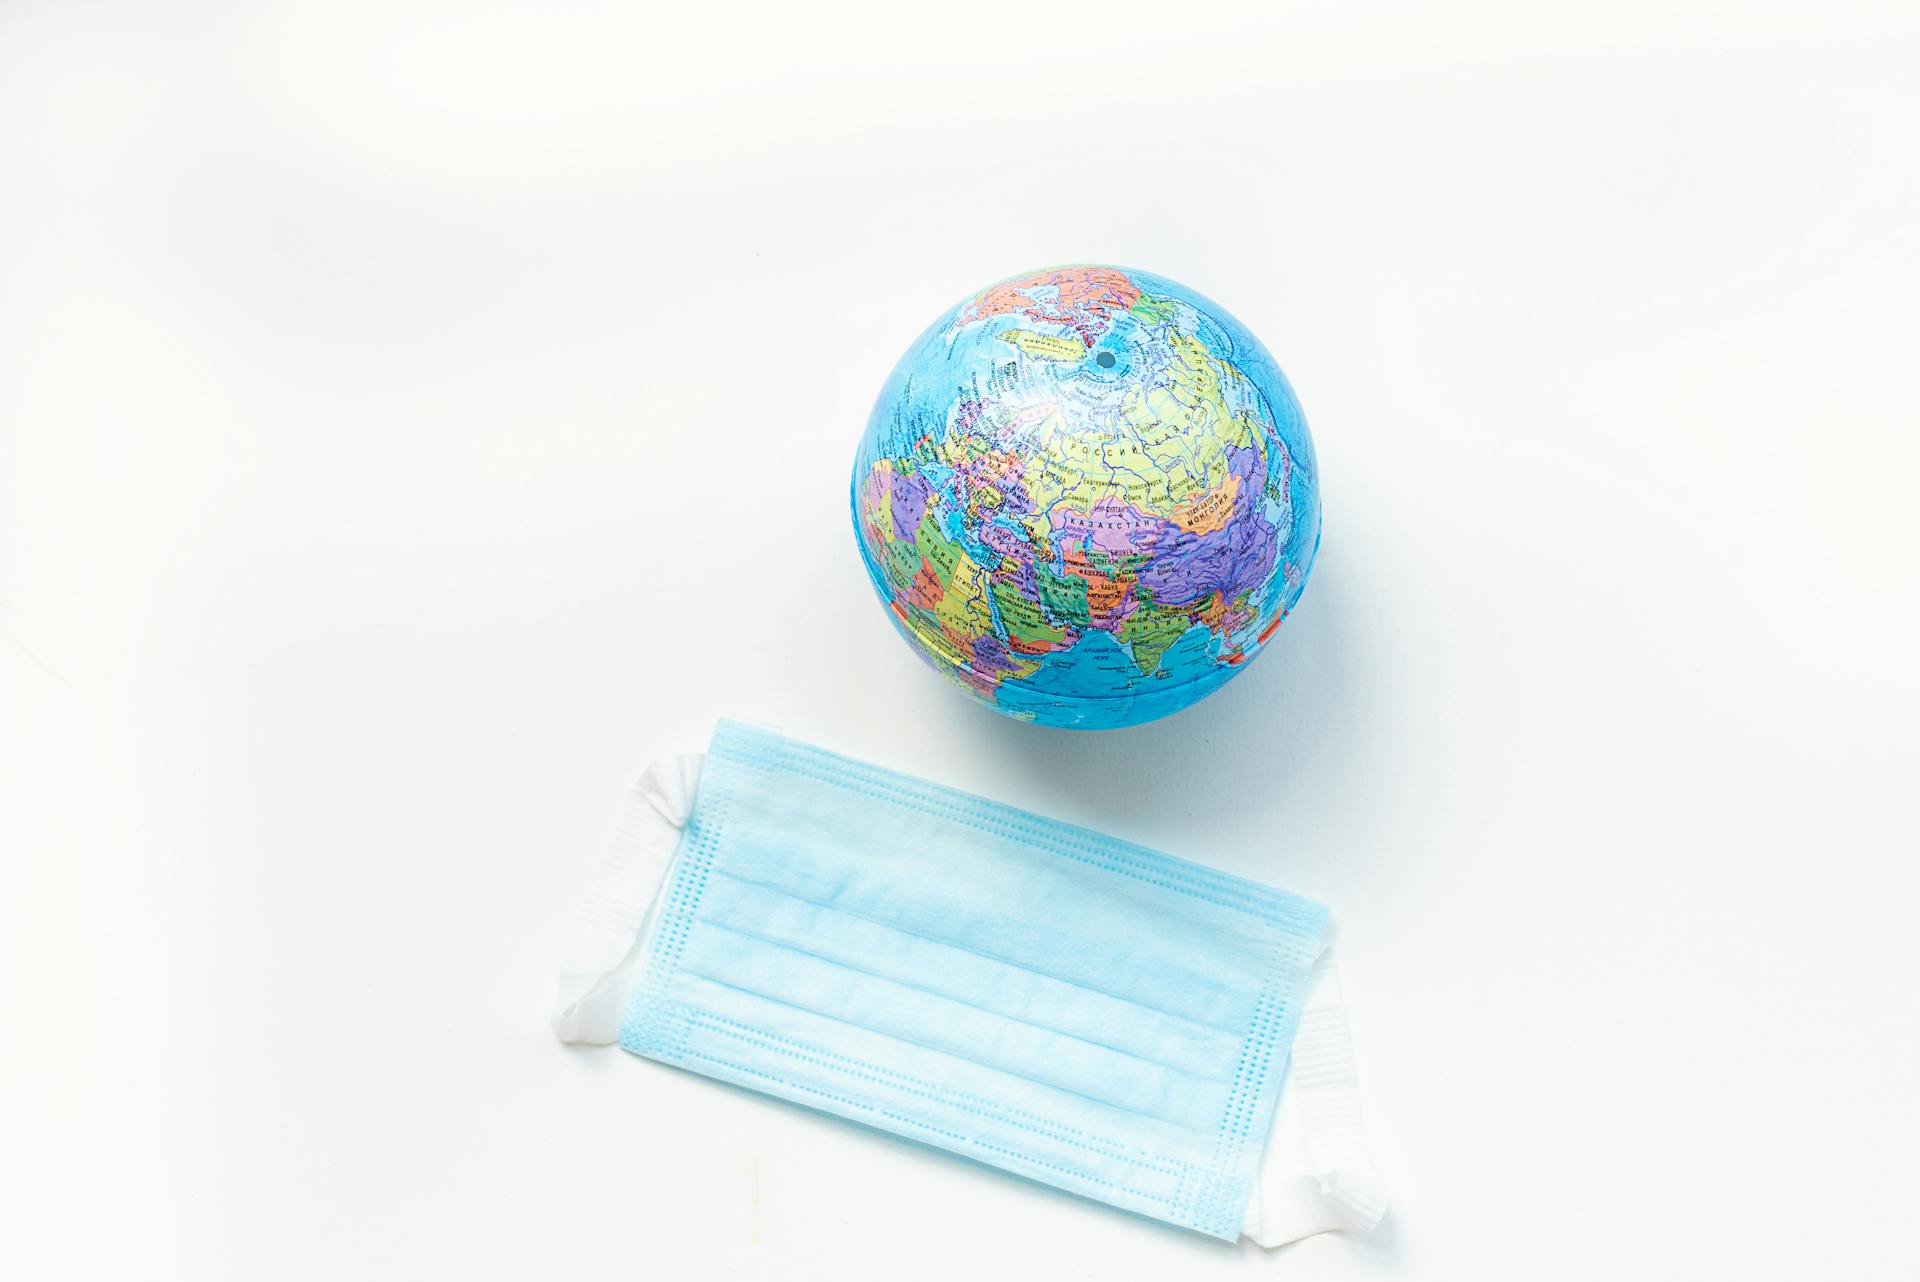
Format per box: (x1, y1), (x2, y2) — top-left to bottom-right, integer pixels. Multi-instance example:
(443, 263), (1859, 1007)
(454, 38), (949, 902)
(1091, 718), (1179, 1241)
(555, 721), (1369, 1243)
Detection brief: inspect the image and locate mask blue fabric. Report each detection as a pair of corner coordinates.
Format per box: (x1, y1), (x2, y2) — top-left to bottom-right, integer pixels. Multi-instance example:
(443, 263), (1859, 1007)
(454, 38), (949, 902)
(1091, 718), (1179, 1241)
(618, 721), (1328, 1241)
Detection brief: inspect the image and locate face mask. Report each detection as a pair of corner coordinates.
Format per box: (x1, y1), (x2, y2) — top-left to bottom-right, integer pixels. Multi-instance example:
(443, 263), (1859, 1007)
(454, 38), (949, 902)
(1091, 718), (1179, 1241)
(553, 721), (1383, 1246)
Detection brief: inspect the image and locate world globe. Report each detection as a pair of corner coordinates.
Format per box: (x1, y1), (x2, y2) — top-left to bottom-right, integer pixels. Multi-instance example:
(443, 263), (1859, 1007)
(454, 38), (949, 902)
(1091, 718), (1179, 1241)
(851, 265), (1320, 730)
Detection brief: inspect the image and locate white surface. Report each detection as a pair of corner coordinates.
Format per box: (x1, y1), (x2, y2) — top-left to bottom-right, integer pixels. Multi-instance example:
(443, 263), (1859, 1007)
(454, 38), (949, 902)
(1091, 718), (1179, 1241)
(3, 3), (1917, 1279)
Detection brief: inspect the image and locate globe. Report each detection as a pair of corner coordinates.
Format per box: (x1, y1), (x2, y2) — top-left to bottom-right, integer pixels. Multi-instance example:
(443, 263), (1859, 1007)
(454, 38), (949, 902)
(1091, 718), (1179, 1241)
(850, 265), (1320, 730)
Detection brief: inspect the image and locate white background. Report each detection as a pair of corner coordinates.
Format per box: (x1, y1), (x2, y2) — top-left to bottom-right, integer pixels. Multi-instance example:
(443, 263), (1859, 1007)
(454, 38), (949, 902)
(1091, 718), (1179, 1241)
(4, 3), (1917, 1279)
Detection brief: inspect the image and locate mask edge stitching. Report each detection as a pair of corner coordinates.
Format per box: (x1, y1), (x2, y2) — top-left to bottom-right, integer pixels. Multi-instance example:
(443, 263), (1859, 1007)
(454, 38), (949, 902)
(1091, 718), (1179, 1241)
(680, 1008), (1194, 1180)
(686, 1044), (1192, 1212)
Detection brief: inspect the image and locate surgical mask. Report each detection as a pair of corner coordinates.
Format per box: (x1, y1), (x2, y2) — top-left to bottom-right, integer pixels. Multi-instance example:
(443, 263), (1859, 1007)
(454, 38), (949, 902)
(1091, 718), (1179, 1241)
(554, 721), (1382, 1246)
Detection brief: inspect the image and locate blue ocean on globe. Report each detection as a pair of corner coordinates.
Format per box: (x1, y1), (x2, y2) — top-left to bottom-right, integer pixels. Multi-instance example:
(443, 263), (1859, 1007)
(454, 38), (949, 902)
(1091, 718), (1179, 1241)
(851, 265), (1320, 730)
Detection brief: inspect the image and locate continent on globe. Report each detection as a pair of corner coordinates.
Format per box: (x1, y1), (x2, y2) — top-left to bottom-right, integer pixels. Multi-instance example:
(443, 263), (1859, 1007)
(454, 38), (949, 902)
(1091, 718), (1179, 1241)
(850, 265), (1320, 730)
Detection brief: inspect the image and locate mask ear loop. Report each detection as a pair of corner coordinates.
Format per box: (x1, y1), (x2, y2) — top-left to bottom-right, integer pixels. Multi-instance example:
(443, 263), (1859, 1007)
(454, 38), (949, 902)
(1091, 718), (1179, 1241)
(1243, 948), (1387, 1246)
(553, 754), (705, 1045)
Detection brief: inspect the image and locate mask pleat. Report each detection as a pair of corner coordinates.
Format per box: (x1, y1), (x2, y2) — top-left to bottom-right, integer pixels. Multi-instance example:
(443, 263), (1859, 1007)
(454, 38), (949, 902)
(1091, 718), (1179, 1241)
(677, 917), (1235, 1129)
(663, 967), (1229, 1173)
(701, 869), (1249, 1072)
(665, 995), (1202, 1218)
